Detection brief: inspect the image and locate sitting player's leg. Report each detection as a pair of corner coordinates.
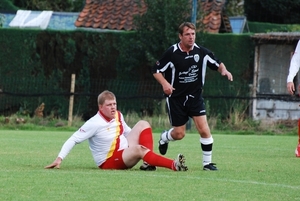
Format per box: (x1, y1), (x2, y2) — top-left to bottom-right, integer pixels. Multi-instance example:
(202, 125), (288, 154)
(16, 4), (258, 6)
(99, 149), (128, 170)
(126, 120), (156, 170)
(122, 145), (188, 171)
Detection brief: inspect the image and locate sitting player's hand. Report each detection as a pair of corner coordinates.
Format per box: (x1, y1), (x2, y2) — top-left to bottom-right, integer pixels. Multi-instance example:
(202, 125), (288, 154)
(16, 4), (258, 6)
(45, 157), (62, 169)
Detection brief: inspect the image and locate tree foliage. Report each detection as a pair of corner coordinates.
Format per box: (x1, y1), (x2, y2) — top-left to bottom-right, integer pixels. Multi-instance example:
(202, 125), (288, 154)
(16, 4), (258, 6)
(8, 0), (84, 12)
(244, 0), (300, 24)
(0, 14), (4, 27)
(0, 0), (19, 11)
(134, 0), (191, 65)
(225, 0), (244, 16)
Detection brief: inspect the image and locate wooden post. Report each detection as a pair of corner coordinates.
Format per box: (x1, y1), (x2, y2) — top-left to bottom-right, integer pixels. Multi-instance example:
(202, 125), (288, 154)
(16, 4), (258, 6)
(68, 74), (76, 126)
(251, 45), (259, 120)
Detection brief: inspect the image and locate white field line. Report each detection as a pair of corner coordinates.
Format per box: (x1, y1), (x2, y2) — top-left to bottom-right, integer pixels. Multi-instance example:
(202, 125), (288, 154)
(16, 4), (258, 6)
(2, 168), (299, 190)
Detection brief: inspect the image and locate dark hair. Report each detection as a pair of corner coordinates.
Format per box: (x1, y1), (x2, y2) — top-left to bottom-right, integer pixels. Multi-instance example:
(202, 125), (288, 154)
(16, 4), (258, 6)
(178, 22), (196, 35)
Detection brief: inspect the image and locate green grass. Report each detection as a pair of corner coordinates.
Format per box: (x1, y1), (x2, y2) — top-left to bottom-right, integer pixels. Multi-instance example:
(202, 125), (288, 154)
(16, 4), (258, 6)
(0, 114), (298, 135)
(0, 130), (299, 201)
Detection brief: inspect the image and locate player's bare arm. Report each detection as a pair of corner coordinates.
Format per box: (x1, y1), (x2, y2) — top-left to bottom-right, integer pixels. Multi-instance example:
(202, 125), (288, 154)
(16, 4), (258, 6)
(153, 73), (175, 95)
(218, 63), (233, 81)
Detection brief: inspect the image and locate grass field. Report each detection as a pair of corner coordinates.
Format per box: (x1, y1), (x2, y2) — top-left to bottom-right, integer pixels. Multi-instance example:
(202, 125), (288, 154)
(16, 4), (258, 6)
(0, 130), (299, 201)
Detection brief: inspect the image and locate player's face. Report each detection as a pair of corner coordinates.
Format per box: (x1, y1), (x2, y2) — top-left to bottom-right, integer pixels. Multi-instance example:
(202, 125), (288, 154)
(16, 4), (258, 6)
(179, 26), (195, 49)
(99, 98), (117, 119)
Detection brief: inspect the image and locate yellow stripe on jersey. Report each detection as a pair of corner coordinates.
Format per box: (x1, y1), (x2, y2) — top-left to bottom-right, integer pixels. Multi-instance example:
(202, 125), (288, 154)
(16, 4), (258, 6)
(106, 111), (123, 159)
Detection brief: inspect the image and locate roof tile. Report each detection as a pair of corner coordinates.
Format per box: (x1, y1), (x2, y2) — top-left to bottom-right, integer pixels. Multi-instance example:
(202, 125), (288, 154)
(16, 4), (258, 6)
(75, 0), (147, 31)
(76, 0), (229, 33)
(200, 0), (227, 33)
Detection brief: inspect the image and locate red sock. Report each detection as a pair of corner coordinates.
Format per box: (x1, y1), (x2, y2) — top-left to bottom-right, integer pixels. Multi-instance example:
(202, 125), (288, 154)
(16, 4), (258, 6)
(143, 151), (176, 171)
(139, 128), (153, 151)
(298, 119), (300, 144)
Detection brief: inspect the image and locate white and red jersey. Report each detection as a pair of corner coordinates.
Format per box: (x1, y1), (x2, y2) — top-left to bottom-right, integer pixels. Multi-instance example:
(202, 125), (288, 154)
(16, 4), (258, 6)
(287, 40), (300, 83)
(57, 110), (131, 166)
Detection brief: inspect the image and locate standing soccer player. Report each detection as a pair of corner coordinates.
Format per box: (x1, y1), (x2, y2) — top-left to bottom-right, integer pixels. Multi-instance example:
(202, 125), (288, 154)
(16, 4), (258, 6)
(152, 22), (233, 170)
(286, 40), (300, 157)
(287, 40), (300, 96)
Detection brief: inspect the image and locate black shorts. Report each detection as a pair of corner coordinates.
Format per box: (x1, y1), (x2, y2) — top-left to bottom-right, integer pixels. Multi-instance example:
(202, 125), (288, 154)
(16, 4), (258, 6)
(166, 93), (206, 127)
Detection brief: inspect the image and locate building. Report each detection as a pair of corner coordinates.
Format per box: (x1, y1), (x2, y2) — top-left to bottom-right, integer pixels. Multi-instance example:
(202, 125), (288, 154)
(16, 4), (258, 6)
(251, 32), (300, 120)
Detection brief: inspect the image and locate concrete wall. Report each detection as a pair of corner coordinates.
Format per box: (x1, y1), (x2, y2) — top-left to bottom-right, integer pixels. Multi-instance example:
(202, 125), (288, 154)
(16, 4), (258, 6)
(254, 99), (299, 120)
(253, 43), (299, 121)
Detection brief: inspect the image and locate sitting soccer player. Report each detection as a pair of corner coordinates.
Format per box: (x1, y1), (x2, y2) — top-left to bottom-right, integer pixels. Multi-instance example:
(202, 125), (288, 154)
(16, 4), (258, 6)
(45, 90), (188, 171)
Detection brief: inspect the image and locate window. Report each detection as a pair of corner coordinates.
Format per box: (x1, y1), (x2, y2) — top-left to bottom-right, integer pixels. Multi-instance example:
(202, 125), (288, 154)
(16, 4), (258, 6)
(229, 16), (248, 34)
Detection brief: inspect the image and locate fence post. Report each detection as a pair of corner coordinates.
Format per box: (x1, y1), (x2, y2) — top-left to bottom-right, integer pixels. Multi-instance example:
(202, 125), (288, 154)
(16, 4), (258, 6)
(68, 74), (76, 126)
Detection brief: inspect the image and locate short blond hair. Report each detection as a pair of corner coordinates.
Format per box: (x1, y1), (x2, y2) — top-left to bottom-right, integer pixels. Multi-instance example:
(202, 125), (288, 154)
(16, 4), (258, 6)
(97, 90), (116, 105)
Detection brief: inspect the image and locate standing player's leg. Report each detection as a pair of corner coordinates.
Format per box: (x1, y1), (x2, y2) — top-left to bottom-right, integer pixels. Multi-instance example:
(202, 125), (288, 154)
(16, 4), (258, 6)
(158, 96), (188, 155)
(296, 118), (300, 157)
(159, 126), (185, 155)
(296, 94), (300, 157)
(193, 115), (217, 170)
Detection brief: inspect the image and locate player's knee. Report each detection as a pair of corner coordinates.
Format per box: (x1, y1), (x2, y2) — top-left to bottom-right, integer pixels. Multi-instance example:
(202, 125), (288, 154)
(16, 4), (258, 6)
(198, 126), (211, 137)
(172, 131), (185, 140)
(199, 128), (211, 138)
(135, 145), (149, 155)
(136, 120), (151, 128)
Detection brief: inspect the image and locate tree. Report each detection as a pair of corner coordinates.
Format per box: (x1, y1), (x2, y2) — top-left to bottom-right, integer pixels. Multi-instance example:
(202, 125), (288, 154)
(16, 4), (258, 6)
(0, 14), (5, 27)
(244, 0), (300, 24)
(225, 0), (244, 16)
(11, 0), (84, 12)
(0, 0), (19, 11)
(134, 0), (191, 65)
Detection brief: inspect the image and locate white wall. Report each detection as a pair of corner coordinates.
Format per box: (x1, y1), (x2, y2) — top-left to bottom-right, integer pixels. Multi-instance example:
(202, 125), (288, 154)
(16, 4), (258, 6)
(253, 43), (299, 121)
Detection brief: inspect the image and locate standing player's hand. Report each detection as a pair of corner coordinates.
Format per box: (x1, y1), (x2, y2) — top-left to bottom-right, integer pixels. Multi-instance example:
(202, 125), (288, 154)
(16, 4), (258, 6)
(218, 63), (233, 81)
(222, 70), (233, 81)
(45, 157), (62, 169)
(162, 82), (175, 95)
(287, 82), (295, 95)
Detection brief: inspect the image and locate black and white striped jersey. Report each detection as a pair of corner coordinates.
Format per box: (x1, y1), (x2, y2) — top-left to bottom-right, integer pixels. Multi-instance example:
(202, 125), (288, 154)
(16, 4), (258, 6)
(152, 43), (221, 97)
